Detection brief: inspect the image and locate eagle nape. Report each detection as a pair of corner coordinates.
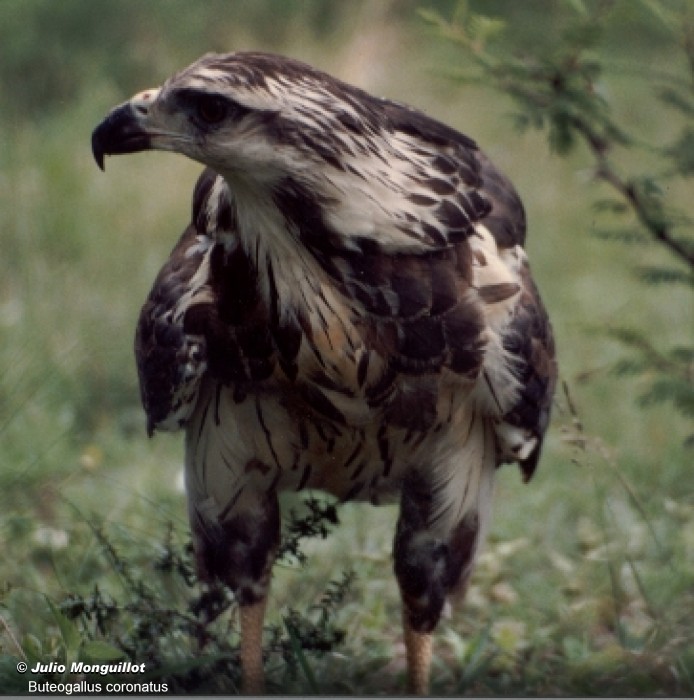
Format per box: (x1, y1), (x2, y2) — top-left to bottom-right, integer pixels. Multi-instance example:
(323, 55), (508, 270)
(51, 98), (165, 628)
(92, 51), (557, 695)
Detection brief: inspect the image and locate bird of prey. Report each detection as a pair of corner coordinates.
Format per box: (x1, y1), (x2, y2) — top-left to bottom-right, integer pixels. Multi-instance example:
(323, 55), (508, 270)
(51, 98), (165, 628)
(92, 51), (557, 695)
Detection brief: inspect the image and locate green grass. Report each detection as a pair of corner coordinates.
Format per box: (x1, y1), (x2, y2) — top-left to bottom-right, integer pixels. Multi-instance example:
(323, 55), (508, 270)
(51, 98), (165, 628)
(1, 1), (693, 695)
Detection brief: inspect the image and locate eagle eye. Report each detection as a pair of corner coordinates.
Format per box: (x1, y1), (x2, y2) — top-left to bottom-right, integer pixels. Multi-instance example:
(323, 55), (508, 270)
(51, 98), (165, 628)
(196, 95), (229, 125)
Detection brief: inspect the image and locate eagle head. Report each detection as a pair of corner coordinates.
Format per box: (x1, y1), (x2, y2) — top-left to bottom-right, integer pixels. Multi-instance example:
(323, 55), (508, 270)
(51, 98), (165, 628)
(91, 51), (380, 190)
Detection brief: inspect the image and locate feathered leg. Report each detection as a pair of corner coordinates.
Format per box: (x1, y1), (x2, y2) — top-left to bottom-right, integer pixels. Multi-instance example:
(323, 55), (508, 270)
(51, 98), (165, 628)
(394, 464), (491, 695)
(394, 480), (444, 696)
(189, 491), (280, 695)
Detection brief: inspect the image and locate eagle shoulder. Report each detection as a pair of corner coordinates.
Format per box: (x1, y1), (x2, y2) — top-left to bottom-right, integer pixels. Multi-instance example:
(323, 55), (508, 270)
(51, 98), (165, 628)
(136, 169), (307, 434)
(135, 225), (210, 435)
(135, 169), (220, 434)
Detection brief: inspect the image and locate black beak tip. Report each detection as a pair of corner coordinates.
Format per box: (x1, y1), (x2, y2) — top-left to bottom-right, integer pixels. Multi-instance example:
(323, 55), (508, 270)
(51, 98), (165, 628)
(91, 103), (151, 171)
(93, 148), (105, 171)
(91, 127), (107, 171)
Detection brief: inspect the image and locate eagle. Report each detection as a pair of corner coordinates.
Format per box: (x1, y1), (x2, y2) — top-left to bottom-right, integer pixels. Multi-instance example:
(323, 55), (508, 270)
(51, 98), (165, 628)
(92, 51), (557, 695)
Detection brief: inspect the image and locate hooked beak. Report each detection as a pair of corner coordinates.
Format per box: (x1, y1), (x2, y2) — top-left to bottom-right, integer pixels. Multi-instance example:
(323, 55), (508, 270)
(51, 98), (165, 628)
(91, 88), (160, 170)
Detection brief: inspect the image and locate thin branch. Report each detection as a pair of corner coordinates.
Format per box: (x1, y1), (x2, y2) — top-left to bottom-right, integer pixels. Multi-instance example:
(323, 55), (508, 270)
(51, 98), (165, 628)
(440, 3), (694, 271)
(0, 613), (28, 662)
(591, 150), (694, 269)
(520, 87), (694, 270)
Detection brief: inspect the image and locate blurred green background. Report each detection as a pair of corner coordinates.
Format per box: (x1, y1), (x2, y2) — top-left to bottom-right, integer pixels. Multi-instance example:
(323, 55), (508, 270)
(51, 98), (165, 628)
(0, 0), (691, 694)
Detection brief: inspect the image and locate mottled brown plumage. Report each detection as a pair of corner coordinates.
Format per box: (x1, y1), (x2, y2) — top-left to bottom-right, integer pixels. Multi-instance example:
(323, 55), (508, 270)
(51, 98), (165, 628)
(92, 51), (557, 694)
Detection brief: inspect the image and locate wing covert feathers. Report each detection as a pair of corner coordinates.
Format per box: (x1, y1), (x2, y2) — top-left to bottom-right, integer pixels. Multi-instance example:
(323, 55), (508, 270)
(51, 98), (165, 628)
(135, 110), (556, 483)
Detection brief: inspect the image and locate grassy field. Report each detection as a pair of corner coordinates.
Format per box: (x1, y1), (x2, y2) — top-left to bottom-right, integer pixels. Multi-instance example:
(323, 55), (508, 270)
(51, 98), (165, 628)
(1, 1), (692, 695)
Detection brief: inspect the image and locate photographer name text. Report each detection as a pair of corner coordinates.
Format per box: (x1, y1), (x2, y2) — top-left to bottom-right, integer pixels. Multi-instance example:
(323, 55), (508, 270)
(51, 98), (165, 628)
(29, 660), (146, 675)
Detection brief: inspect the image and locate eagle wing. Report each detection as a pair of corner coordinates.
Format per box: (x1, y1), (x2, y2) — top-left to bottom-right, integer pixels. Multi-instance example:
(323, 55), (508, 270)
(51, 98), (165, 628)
(136, 107), (556, 477)
(274, 101), (557, 468)
(135, 169), (225, 435)
(135, 224), (209, 436)
(136, 168), (305, 434)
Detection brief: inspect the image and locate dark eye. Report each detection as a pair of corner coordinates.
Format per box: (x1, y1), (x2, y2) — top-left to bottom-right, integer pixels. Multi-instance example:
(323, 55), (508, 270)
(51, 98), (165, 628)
(196, 95), (228, 124)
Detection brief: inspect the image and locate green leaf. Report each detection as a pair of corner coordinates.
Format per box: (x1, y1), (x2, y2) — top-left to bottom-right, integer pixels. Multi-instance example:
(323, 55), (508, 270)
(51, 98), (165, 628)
(152, 653), (241, 684)
(634, 0), (679, 33)
(21, 634), (42, 665)
(636, 265), (694, 287)
(563, 0), (588, 17)
(283, 614), (319, 693)
(592, 199), (630, 215)
(45, 598), (81, 655)
(658, 87), (694, 117)
(458, 625), (493, 688)
(670, 346), (694, 363)
(639, 378), (694, 416)
(561, 20), (602, 50)
(468, 14), (506, 43)
(81, 641), (125, 662)
(607, 326), (649, 348)
(664, 126), (694, 177)
(416, 8), (446, 29)
(548, 118), (576, 154)
(563, 635), (589, 661)
(632, 175), (664, 199)
(612, 358), (647, 377)
(591, 227), (649, 244)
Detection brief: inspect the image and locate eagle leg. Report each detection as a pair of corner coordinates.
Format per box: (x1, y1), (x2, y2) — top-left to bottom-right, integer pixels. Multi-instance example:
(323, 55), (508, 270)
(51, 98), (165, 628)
(394, 470), (486, 694)
(189, 489), (280, 694)
(394, 500), (444, 695)
(403, 614), (433, 695)
(240, 597), (269, 694)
